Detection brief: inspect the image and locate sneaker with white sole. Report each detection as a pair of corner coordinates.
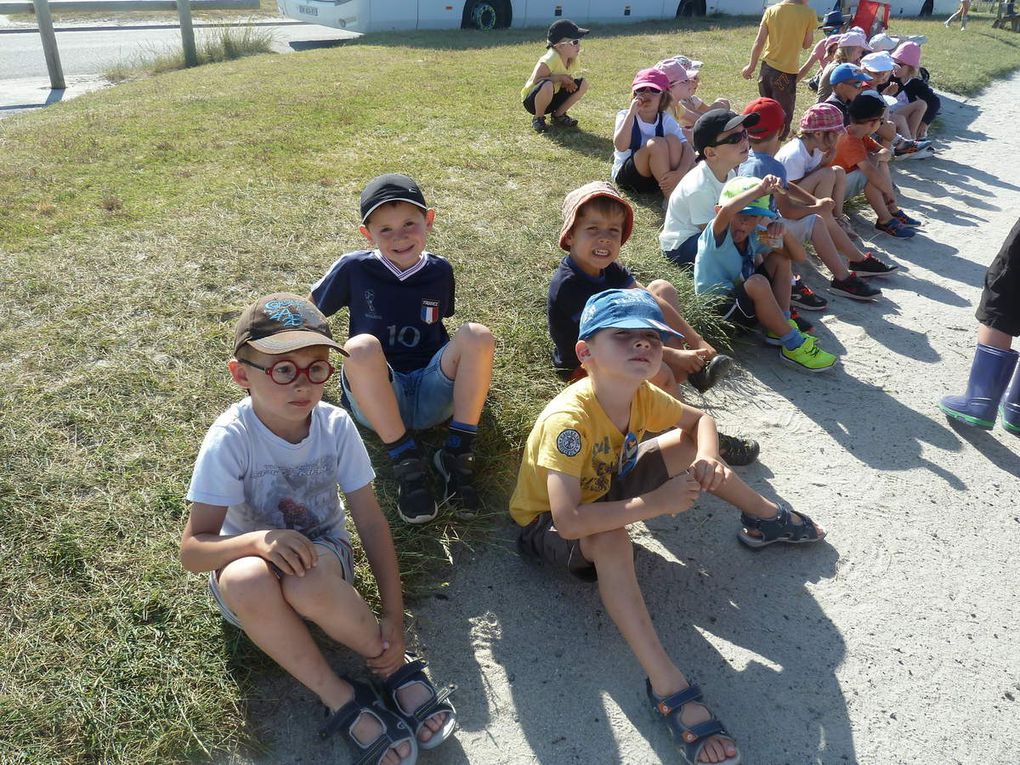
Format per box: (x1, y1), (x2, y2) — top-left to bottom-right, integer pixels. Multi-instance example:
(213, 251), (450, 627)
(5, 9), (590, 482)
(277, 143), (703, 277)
(830, 273), (881, 301)
(847, 252), (897, 277)
(791, 277), (829, 311)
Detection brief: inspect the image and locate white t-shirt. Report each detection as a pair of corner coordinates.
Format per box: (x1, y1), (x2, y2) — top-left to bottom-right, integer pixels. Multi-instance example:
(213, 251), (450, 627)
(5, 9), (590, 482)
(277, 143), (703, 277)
(775, 138), (825, 183)
(660, 161), (734, 252)
(187, 399), (375, 546)
(611, 109), (686, 178)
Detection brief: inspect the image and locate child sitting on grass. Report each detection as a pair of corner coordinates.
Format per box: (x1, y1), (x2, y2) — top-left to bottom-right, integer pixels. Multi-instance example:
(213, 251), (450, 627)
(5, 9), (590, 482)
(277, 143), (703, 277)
(181, 294), (457, 765)
(695, 176), (839, 372)
(548, 181), (760, 465)
(832, 94), (923, 239)
(737, 97), (894, 304)
(612, 68), (695, 200)
(512, 288), (825, 765)
(311, 174), (495, 524)
(521, 19), (590, 134)
(658, 56), (731, 134)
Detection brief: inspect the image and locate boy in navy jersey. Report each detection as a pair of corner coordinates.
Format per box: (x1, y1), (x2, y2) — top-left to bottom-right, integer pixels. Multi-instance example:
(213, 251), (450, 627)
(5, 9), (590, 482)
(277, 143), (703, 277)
(312, 174), (495, 525)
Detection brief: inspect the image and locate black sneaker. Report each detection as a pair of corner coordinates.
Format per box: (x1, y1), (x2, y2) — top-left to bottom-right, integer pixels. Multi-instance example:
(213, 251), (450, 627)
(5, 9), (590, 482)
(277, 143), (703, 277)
(847, 253), (897, 277)
(687, 354), (734, 393)
(719, 433), (760, 466)
(830, 274), (881, 301)
(433, 449), (480, 518)
(392, 456), (438, 525)
(790, 310), (814, 334)
(790, 277), (828, 311)
(531, 116), (548, 133)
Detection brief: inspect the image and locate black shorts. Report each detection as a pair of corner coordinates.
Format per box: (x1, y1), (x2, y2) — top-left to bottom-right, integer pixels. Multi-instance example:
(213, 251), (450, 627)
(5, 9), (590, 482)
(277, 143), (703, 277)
(613, 154), (660, 194)
(976, 218), (1020, 337)
(523, 78), (582, 115)
(517, 439), (671, 582)
(714, 263), (769, 329)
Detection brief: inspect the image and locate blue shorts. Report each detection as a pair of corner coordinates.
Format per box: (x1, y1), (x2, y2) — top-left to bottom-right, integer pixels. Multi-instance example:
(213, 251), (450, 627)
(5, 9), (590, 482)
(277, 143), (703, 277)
(341, 344), (455, 432)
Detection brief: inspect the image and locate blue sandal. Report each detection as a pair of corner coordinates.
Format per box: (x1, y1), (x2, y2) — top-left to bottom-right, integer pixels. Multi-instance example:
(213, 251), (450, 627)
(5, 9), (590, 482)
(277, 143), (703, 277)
(381, 657), (457, 750)
(738, 503), (822, 549)
(319, 679), (418, 765)
(647, 679), (740, 765)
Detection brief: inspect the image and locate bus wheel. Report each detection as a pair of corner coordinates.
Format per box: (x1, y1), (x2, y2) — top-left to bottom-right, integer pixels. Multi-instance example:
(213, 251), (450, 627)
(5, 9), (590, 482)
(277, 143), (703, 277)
(676, 0), (706, 16)
(463, 0), (503, 29)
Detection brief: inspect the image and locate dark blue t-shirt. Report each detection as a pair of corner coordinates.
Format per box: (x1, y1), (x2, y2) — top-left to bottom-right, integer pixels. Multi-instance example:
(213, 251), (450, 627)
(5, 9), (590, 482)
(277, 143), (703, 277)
(547, 256), (635, 371)
(311, 250), (454, 373)
(738, 150), (788, 213)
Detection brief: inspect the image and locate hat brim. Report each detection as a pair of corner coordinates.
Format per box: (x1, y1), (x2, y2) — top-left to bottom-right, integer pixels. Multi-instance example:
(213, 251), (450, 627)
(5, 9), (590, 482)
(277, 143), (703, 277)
(246, 331), (349, 356)
(738, 206), (779, 219)
(559, 189), (634, 251)
(581, 317), (684, 342)
(360, 198), (428, 225)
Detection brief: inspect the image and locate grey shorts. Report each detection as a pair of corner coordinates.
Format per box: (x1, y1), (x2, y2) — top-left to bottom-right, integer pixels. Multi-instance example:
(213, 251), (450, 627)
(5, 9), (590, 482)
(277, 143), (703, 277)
(845, 169), (868, 199)
(779, 214), (818, 244)
(208, 536), (355, 628)
(517, 439), (670, 582)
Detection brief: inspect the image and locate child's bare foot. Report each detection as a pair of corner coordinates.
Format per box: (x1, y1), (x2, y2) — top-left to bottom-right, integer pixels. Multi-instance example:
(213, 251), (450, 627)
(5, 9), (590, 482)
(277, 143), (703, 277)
(648, 677), (739, 764)
(395, 680), (448, 744)
(382, 658), (457, 749)
(739, 501), (825, 548)
(348, 709), (412, 764)
(321, 681), (417, 765)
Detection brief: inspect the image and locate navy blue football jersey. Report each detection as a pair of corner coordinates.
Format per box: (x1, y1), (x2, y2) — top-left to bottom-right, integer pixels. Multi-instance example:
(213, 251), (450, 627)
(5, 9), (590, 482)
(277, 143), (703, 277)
(311, 250), (455, 373)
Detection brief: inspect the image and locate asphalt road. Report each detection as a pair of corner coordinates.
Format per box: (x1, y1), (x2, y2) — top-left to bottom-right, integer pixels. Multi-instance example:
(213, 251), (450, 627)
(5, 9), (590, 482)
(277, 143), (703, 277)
(0, 22), (358, 80)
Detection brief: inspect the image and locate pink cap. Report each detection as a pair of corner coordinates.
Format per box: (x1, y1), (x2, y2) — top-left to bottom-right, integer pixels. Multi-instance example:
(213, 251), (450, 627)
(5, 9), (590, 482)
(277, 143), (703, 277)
(838, 31), (870, 49)
(892, 41), (922, 68)
(632, 67), (671, 93)
(655, 58), (692, 85)
(799, 103), (847, 134)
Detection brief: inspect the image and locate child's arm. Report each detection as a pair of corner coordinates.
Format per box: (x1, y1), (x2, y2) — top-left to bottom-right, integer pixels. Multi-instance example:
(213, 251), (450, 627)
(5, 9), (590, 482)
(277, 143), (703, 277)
(547, 467), (702, 539)
(676, 403), (730, 491)
(180, 504), (319, 576)
(346, 483), (406, 678)
(613, 98), (642, 151)
(527, 59), (552, 87)
(712, 174), (782, 238)
(742, 21), (769, 79)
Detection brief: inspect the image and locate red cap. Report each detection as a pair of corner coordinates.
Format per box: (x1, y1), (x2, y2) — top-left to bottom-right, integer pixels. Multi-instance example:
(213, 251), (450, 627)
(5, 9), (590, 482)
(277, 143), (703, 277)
(742, 97), (786, 139)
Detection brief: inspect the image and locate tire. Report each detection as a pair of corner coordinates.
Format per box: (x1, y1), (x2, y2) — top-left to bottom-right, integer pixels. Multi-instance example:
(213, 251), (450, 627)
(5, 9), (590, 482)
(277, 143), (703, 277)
(462, 0), (509, 30)
(676, 0), (706, 17)
(919, 0), (934, 15)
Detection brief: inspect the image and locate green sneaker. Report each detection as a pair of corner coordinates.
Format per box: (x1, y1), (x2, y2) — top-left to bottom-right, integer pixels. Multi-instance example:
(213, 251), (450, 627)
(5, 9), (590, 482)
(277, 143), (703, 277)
(765, 318), (799, 347)
(780, 335), (837, 372)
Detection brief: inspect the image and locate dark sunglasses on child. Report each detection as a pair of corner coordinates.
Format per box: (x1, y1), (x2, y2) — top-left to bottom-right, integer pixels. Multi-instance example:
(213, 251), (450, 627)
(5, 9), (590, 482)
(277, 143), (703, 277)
(710, 129), (748, 147)
(634, 87), (662, 95)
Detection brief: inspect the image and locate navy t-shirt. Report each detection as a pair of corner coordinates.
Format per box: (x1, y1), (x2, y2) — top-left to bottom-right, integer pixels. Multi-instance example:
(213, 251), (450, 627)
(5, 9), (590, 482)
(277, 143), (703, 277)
(824, 93), (850, 125)
(738, 150), (788, 212)
(311, 250), (454, 373)
(547, 256), (636, 371)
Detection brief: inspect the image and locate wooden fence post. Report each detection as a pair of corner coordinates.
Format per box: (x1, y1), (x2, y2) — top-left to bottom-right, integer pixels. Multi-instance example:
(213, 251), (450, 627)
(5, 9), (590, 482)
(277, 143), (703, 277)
(175, 0), (198, 66)
(33, 0), (65, 89)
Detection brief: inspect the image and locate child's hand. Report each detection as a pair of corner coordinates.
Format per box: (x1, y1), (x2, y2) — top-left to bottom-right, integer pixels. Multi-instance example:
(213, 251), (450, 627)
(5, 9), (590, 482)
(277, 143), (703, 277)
(561, 77), (578, 93)
(366, 614), (406, 678)
(257, 529), (317, 576)
(654, 472), (702, 517)
(758, 175), (782, 194)
(765, 220), (785, 240)
(885, 82), (900, 96)
(741, 64), (754, 80)
(689, 456), (731, 492)
(673, 348), (710, 374)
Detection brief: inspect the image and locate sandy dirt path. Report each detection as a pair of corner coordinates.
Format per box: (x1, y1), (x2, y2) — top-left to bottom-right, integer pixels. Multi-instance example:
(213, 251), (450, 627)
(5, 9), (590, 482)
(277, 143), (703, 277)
(233, 72), (1020, 765)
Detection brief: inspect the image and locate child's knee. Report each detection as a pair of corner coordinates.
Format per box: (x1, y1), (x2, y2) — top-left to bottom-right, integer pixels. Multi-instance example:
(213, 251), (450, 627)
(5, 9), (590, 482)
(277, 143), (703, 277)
(218, 558), (281, 614)
(579, 527), (632, 563)
(455, 322), (495, 356)
(644, 137), (670, 155)
(646, 279), (678, 303)
(744, 273), (770, 296)
(832, 165), (845, 179)
(575, 78), (589, 94)
(344, 333), (385, 364)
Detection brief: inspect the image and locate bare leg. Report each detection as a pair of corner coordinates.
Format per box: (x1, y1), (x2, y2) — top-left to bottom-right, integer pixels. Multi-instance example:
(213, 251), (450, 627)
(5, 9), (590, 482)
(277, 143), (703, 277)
(798, 166), (836, 200)
(344, 334), (405, 443)
(978, 324), (1015, 351)
(809, 216), (852, 280)
(831, 166), (847, 216)
(864, 181), (893, 222)
(635, 138), (673, 188)
(439, 322), (495, 426)
(532, 80), (554, 119)
(821, 211), (866, 261)
(744, 273), (792, 337)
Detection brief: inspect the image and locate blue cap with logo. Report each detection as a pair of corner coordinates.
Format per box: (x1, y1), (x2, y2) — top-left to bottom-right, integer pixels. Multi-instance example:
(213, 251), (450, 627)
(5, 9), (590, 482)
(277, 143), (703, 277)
(830, 63), (870, 86)
(578, 289), (683, 341)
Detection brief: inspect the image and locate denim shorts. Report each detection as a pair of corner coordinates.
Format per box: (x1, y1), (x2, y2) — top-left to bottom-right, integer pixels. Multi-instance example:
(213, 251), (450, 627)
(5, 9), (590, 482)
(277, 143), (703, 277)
(663, 232), (701, 268)
(208, 536), (354, 629)
(341, 344), (455, 432)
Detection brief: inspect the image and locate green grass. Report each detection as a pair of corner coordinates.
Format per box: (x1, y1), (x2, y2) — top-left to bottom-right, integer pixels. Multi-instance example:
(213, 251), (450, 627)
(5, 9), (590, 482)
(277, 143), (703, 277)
(1, 15), (1019, 764)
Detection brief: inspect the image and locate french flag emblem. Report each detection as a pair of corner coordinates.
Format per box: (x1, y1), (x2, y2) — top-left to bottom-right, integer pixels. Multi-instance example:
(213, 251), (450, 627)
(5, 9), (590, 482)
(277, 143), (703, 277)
(421, 299), (440, 324)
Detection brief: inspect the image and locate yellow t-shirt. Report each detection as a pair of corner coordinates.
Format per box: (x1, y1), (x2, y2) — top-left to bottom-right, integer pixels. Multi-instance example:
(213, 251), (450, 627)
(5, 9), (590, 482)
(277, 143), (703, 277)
(520, 48), (577, 101)
(761, 2), (817, 74)
(509, 378), (685, 527)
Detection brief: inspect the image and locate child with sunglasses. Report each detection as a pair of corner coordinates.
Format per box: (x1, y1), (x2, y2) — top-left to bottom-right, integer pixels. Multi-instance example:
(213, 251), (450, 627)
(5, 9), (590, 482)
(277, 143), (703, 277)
(611, 67), (695, 200)
(182, 293), (457, 765)
(521, 19), (590, 133)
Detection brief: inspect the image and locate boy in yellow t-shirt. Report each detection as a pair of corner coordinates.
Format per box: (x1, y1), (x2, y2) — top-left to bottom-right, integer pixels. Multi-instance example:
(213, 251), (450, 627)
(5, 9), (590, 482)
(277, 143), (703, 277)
(742, 0), (817, 139)
(510, 289), (826, 765)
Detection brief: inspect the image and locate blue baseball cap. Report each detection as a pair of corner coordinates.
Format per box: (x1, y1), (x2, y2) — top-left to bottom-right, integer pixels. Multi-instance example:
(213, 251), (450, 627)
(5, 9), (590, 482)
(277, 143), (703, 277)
(830, 63), (869, 86)
(578, 289), (683, 341)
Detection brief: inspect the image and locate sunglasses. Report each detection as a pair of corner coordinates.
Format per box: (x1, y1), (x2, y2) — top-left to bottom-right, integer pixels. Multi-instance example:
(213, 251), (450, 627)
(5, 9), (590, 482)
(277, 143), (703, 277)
(240, 358), (336, 385)
(710, 129), (748, 147)
(557, 38), (581, 46)
(634, 87), (662, 95)
(670, 79), (691, 87)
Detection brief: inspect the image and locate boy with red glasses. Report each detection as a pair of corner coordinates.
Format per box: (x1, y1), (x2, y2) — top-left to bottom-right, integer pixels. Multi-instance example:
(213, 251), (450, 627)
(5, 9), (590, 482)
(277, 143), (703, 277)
(182, 293), (457, 765)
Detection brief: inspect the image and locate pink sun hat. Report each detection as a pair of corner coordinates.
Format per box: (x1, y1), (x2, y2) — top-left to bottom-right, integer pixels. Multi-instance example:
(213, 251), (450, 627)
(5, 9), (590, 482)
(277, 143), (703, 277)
(892, 41), (922, 68)
(655, 58), (694, 85)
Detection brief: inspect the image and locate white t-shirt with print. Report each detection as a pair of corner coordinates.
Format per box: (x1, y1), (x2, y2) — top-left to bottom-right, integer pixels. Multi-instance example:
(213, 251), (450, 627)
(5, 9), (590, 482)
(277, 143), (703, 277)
(187, 399), (375, 546)
(660, 161), (734, 252)
(611, 110), (686, 179)
(775, 138), (825, 183)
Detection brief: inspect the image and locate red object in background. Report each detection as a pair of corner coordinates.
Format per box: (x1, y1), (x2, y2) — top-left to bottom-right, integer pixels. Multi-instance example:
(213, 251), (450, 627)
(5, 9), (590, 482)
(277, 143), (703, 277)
(852, 0), (891, 37)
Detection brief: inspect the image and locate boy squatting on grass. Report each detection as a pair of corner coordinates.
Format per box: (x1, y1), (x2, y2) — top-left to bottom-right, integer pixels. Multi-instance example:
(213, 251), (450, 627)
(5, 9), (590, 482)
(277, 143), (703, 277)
(511, 288), (825, 765)
(694, 175), (839, 373)
(548, 180), (761, 467)
(736, 97), (894, 302)
(180, 294), (456, 765)
(311, 174), (495, 526)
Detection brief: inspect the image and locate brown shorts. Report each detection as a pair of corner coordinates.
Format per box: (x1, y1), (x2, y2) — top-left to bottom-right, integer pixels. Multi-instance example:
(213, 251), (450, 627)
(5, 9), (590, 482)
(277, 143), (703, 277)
(517, 438), (671, 582)
(758, 62), (797, 140)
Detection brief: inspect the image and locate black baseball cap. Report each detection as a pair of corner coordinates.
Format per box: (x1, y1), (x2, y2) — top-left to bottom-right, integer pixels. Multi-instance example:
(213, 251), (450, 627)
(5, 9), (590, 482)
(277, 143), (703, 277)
(547, 19), (589, 46)
(847, 93), (886, 122)
(360, 173), (428, 224)
(692, 109), (760, 158)
(234, 293), (347, 356)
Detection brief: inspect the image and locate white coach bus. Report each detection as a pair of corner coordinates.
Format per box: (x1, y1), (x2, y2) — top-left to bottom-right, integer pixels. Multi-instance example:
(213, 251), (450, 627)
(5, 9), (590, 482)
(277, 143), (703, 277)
(276, 0), (954, 34)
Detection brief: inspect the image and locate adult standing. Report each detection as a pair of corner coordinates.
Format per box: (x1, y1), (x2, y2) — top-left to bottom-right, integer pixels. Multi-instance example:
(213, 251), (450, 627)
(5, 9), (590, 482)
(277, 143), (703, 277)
(742, 0), (817, 140)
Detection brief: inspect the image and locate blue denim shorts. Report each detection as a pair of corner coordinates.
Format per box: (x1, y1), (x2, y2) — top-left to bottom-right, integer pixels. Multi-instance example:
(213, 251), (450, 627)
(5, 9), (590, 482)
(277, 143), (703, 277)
(341, 344), (455, 432)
